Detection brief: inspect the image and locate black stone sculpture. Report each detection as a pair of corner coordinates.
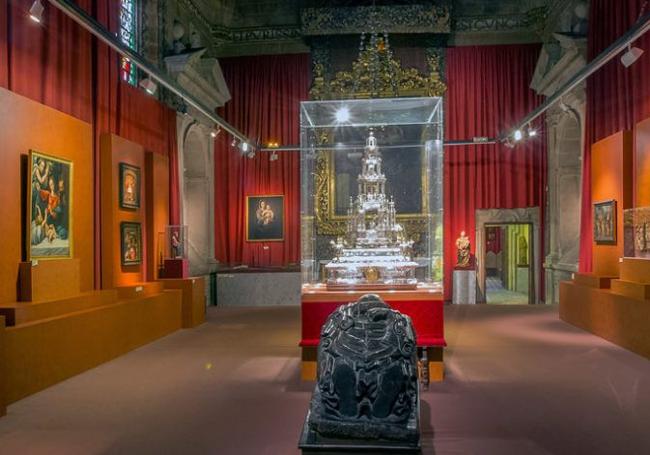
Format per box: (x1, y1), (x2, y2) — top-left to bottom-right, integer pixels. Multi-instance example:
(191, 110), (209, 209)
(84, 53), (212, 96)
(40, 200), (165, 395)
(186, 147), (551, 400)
(299, 294), (421, 453)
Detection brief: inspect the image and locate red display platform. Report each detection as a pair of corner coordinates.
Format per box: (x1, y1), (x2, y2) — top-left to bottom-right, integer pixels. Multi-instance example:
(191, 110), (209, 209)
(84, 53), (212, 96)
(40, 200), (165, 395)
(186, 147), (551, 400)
(300, 285), (446, 382)
(163, 259), (189, 278)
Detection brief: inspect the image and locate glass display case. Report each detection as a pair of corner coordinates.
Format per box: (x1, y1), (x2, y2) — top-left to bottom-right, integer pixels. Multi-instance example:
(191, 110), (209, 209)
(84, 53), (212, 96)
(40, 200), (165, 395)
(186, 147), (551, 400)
(623, 207), (650, 259)
(164, 225), (188, 260)
(300, 97), (444, 291)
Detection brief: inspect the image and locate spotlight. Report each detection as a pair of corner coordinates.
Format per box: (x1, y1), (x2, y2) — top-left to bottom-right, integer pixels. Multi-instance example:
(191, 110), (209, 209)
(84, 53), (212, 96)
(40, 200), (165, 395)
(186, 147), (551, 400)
(210, 127), (220, 139)
(504, 139), (515, 149)
(335, 106), (351, 123)
(240, 142), (250, 153)
(513, 129), (524, 142)
(139, 77), (157, 95)
(621, 44), (644, 68)
(29, 1), (44, 23)
(270, 151), (279, 161)
(231, 138), (237, 147)
(527, 124), (537, 137)
(246, 150), (255, 159)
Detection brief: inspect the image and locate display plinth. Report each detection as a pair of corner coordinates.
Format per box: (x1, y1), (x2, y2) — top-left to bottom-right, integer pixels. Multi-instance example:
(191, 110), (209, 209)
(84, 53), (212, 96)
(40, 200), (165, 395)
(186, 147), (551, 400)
(163, 258), (189, 278)
(160, 277), (206, 328)
(18, 259), (81, 302)
(573, 272), (616, 289)
(452, 270), (476, 304)
(325, 282), (418, 291)
(0, 290), (117, 326)
(300, 285), (445, 382)
(299, 411), (421, 454)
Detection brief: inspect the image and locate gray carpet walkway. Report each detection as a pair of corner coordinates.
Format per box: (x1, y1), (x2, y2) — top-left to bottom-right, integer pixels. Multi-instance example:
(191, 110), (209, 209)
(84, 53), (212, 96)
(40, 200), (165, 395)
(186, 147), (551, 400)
(0, 304), (648, 455)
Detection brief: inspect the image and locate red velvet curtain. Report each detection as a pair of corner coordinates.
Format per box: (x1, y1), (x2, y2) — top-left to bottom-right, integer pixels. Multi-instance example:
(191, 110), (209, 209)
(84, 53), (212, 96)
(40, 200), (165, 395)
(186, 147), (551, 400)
(444, 44), (546, 301)
(215, 54), (310, 267)
(0, 0), (180, 284)
(579, 0), (650, 272)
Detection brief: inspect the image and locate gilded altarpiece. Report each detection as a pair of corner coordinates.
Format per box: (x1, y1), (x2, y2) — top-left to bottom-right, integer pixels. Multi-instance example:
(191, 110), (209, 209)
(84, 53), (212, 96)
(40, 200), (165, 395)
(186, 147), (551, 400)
(302, 4), (449, 276)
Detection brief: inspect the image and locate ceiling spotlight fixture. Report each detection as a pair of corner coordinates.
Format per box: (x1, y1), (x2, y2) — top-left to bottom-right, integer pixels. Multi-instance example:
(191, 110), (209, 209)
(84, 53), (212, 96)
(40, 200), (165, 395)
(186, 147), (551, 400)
(210, 127), (220, 139)
(240, 142), (250, 153)
(621, 44), (644, 68)
(335, 106), (351, 124)
(246, 150), (255, 159)
(231, 138), (237, 147)
(513, 129), (524, 142)
(504, 138), (515, 149)
(527, 124), (537, 137)
(139, 77), (157, 95)
(29, 0), (44, 23)
(270, 151), (279, 161)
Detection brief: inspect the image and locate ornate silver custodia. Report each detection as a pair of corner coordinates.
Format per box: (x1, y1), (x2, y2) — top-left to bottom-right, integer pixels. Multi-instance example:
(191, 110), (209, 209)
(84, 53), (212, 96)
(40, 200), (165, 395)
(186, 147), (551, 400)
(325, 131), (418, 290)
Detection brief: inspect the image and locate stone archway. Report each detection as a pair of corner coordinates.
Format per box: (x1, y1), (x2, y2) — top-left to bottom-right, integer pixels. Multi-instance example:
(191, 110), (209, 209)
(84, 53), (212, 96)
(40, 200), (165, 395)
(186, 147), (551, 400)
(178, 119), (216, 276)
(475, 208), (542, 304)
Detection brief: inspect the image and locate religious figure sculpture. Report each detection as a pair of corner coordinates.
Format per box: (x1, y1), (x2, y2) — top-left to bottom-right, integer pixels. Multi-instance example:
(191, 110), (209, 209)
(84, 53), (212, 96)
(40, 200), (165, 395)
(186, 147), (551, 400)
(456, 231), (471, 267)
(300, 294), (420, 451)
(324, 131), (418, 290)
(517, 235), (529, 266)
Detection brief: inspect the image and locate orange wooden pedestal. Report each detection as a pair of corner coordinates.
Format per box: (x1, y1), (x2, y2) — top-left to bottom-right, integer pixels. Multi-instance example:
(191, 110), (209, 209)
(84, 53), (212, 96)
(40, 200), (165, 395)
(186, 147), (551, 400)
(560, 258), (650, 359)
(300, 286), (446, 382)
(160, 277), (206, 328)
(18, 259), (81, 302)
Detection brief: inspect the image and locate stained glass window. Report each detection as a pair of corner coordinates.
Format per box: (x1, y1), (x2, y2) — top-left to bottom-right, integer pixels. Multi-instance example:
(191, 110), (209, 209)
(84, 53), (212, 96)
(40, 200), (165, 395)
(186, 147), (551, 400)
(119, 0), (138, 86)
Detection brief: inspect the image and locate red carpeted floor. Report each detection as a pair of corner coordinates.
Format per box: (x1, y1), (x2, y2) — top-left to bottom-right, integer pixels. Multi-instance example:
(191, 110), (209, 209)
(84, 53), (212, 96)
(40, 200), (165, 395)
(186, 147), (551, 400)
(0, 304), (648, 455)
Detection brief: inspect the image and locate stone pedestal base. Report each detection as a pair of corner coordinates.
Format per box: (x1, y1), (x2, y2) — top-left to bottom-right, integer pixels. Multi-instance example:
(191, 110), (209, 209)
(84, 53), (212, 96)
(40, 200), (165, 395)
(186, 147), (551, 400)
(452, 270), (476, 304)
(163, 259), (189, 278)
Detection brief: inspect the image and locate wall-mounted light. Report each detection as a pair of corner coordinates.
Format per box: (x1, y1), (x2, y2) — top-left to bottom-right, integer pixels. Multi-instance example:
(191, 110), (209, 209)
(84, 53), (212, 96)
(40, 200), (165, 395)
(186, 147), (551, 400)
(139, 77), (157, 95)
(29, 1), (45, 23)
(621, 43), (644, 68)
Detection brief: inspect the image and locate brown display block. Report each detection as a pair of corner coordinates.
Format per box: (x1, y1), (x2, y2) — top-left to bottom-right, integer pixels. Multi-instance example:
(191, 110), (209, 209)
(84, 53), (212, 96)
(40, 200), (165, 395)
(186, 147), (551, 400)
(160, 277), (206, 328)
(18, 259), (81, 302)
(0, 316), (6, 417)
(2, 289), (183, 405)
(619, 258), (650, 283)
(163, 259), (189, 279)
(560, 281), (650, 359)
(115, 282), (164, 300)
(0, 290), (117, 327)
(573, 273), (616, 289)
(610, 280), (650, 300)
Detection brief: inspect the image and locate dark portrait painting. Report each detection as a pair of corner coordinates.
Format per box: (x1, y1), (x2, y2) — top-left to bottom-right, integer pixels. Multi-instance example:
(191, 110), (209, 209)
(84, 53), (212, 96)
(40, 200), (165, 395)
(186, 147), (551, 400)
(593, 200), (617, 245)
(121, 222), (142, 266)
(27, 150), (73, 260)
(119, 163), (141, 209)
(246, 195), (284, 241)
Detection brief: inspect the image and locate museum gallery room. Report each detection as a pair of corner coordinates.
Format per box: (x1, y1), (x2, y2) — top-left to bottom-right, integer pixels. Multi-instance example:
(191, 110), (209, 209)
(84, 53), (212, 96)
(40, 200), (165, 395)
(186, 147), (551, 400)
(1, 0), (650, 454)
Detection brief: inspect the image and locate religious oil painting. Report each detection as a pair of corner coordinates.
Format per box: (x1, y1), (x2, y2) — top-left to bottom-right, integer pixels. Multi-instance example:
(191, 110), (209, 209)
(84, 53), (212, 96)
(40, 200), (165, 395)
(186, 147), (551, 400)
(27, 150), (73, 260)
(121, 222), (142, 266)
(119, 163), (141, 209)
(593, 200), (617, 245)
(246, 195), (284, 242)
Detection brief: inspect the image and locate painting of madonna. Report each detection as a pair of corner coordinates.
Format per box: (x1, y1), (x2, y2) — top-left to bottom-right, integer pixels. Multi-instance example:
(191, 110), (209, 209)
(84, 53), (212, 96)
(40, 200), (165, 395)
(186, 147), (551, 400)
(27, 150), (73, 259)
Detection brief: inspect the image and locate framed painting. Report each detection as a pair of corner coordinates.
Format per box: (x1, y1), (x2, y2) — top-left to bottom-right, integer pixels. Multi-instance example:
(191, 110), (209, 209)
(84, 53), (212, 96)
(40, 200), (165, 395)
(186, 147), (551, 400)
(246, 195), (284, 242)
(593, 200), (617, 245)
(119, 163), (141, 209)
(27, 150), (73, 260)
(121, 222), (142, 266)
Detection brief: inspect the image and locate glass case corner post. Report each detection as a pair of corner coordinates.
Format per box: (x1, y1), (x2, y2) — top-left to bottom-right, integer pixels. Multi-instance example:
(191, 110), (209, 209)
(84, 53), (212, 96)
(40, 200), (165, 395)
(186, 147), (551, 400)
(300, 106), (316, 285)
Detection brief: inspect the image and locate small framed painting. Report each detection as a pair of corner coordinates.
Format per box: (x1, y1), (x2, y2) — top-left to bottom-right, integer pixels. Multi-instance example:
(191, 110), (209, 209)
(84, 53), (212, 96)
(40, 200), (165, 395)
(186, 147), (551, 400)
(27, 150), (73, 260)
(119, 163), (141, 209)
(593, 200), (617, 245)
(246, 195), (284, 242)
(121, 222), (142, 266)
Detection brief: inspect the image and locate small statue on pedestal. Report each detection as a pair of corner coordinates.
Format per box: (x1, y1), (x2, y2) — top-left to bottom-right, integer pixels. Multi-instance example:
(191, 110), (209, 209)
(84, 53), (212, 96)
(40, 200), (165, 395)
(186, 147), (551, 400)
(171, 230), (183, 259)
(456, 231), (471, 267)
